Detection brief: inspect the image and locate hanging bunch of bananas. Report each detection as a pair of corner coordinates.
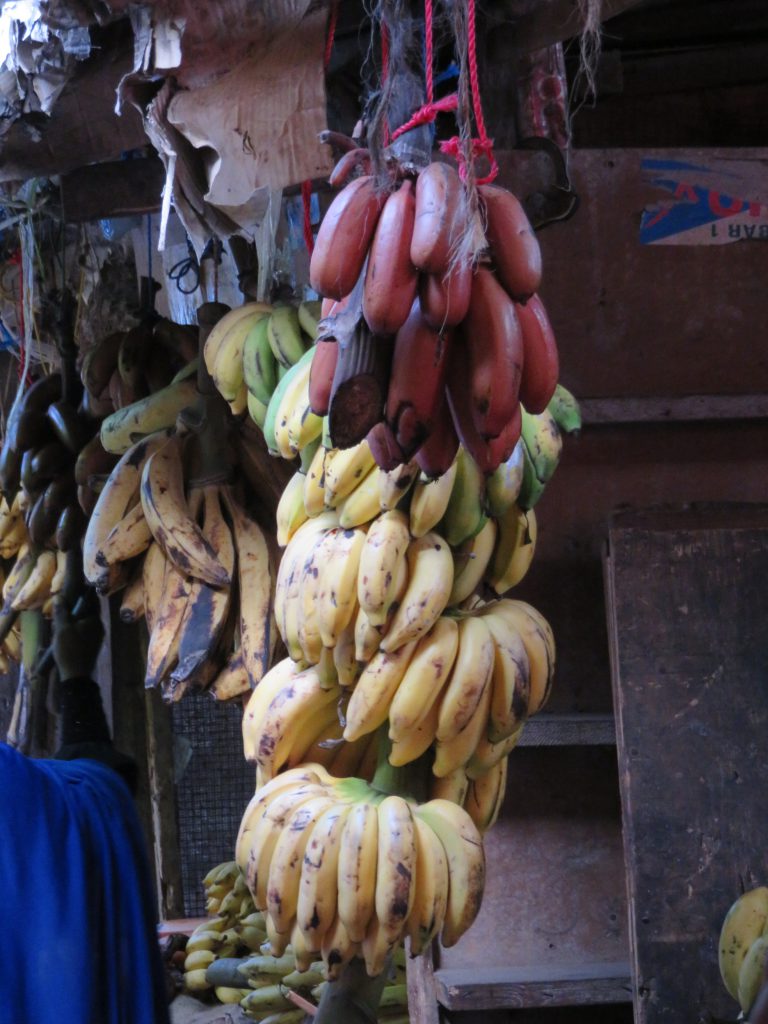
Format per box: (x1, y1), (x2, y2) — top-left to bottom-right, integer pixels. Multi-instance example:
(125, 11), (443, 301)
(719, 886), (768, 1015)
(185, 858), (409, 1022)
(81, 421), (273, 702)
(234, 764), (484, 978)
(201, 298), (321, 434)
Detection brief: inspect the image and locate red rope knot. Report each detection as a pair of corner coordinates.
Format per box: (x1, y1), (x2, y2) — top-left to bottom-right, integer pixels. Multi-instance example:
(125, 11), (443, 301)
(390, 93), (459, 141)
(439, 135), (499, 184)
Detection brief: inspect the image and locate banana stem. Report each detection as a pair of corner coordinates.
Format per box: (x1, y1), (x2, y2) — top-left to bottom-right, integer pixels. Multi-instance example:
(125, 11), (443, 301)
(314, 955), (391, 1024)
(370, 724), (430, 804)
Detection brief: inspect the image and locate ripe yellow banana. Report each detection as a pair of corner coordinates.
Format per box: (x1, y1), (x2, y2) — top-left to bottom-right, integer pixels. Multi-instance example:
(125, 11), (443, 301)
(273, 358), (315, 459)
(380, 532), (454, 653)
(303, 444), (332, 518)
(141, 541), (166, 633)
(296, 802), (352, 948)
(322, 914), (359, 981)
(483, 599), (554, 715)
(98, 499), (152, 567)
(286, 700), (340, 768)
(140, 435), (230, 587)
(338, 466), (384, 528)
(83, 431), (169, 589)
(388, 616), (459, 742)
(324, 440), (375, 508)
(343, 639), (419, 742)
(409, 461), (458, 538)
(465, 722), (524, 780)
(407, 816), (449, 955)
(337, 801), (379, 943)
(487, 506), (537, 594)
(449, 517), (497, 606)
(433, 669), (493, 778)
(315, 525), (367, 648)
(464, 755), (507, 833)
(275, 513), (337, 662)
(482, 610), (530, 741)
(739, 935), (768, 1013)
(378, 460), (418, 511)
(276, 471), (309, 547)
(11, 550), (57, 611)
(144, 559), (194, 688)
(357, 510), (410, 627)
(389, 695), (441, 767)
(414, 799), (485, 947)
(266, 794), (337, 937)
(436, 615), (496, 743)
(242, 657), (303, 762)
(719, 886), (768, 999)
(430, 766), (470, 805)
(333, 617), (359, 687)
(204, 303), (272, 397)
(375, 795), (416, 943)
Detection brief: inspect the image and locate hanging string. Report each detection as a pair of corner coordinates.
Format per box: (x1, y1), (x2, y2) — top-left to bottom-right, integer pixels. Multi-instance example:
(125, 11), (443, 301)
(424, 0), (434, 104)
(323, 0), (339, 73)
(380, 22), (391, 146)
(301, 180), (315, 257)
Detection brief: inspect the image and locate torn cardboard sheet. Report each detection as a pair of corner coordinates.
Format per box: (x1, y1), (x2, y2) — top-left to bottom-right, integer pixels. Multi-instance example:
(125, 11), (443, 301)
(166, 2), (331, 206)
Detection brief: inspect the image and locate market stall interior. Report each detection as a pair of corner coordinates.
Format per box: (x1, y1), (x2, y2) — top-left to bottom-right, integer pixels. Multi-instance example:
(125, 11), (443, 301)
(0, 0), (767, 1022)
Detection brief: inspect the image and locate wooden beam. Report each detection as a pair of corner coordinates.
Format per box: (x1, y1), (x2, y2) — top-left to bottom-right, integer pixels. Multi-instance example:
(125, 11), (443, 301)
(145, 687), (185, 920)
(503, 0), (647, 55)
(60, 156), (164, 223)
(517, 713), (616, 747)
(580, 394), (768, 425)
(434, 962), (633, 1010)
(406, 943), (442, 1024)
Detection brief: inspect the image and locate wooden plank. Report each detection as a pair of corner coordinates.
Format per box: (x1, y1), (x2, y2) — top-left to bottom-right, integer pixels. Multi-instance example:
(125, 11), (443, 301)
(435, 961), (632, 1010)
(406, 943), (441, 1024)
(441, 748), (628, 974)
(494, 148), (768, 399)
(60, 156), (165, 223)
(604, 506), (768, 1022)
(145, 686), (185, 921)
(518, 713), (616, 747)
(498, 0), (646, 55)
(580, 394), (768, 424)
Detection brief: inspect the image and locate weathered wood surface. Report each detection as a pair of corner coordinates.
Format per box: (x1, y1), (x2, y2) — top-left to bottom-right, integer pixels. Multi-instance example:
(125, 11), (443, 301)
(61, 156), (165, 222)
(494, 148), (768, 399)
(406, 943), (441, 1024)
(435, 961), (632, 1010)
(440, 747), (628, 976)
(518, 713), (616, 747)
(605, 505), (768, 1022)
(580, 394), (768, 425)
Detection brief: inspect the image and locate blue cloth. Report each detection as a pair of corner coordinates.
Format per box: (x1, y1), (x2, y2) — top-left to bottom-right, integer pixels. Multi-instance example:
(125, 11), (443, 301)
(0, 744), (170, 1024)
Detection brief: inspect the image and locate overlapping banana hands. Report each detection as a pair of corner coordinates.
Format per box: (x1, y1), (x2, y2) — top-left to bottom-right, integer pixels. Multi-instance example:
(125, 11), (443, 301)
(182, 858), (409, 1023)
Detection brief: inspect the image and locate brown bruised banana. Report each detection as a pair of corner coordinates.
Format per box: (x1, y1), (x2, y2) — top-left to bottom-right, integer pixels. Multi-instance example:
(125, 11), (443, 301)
(410, 162), (464, 274)
(362, 180), (418, 336)
(418, 259), (473, 330)
(384, 301), (452, 460)
(310, 176), (387, 299)
(463, 267), (523, 440)
(516, 294), (560, 415)
(479, 185), (542, 300)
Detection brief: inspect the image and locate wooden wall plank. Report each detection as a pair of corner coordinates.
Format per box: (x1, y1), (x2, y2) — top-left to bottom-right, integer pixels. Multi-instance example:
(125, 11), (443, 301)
(604, 506), (768, 1022)
(494, 149), (768, 399)
(435, 962), (632, 1010)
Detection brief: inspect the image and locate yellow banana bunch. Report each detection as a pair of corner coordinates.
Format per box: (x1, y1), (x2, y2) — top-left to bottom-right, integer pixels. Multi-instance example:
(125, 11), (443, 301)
(234, 765), (485, 977)
(719, 886), (768, 1013)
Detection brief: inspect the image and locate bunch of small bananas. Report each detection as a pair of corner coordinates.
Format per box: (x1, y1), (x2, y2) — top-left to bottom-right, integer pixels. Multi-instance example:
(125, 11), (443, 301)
(202, 299), (321, 433)
(185, 859), (409, 1022)
(235, 764), (483, 978)
(719, 886), (768, 1014)
(82, 427), (272, 702)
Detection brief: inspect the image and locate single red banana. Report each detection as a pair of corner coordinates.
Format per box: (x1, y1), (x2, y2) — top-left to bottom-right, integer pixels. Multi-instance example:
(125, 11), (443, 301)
(516, 294), (559, 414)
(310, 176), (386, 299)
(384, 300), (452, 459)
(366, 420), (407, 472)
(446, 341), (519, 476)
(463, 267), (523, 439)
(418, 259), (473, 329)
(414, 391), (459, 478)
(308, 340), (339, 416)
(363, 180), (419, 336)
(329, 148), (372, 188)
(480, 184), (542, 300)
(410, 162), (463, 274)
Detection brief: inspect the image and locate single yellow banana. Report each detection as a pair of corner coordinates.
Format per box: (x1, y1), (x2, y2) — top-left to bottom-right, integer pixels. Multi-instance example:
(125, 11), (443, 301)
(203, 303), (273, 382)
(274, 358), (315, 460)
(141, 541), (166, 633)
(315, 525), (368, 648)
(375, 796), (416, 943)
(487, 506), (537, 595)
(357, 509), (410, 627)
(321, 914), (359, 980)
(276, 471), (309, 547)
(389, 695), (441, 767)
(336, 799), (379, 943)
(338, 466), (384, 529)
(407, 815), (449, 956)
(449, 517), (498, 606)
(275, 512), (337, 662)
(436, 615), (496, 743)
(296, 802), (352, 948)
(324, 440), (375, 508)
(303, 444), (333, 518)
(11, 550), (57, 611)
(378, 460), (418, 511)
(409, 461), (458, 538)
(414, 799), (485, 947)
(466, 723), (525, 780)
(430, 766), (470, 805)
(482, 610), (530, 741)
(380, 532), (454, 653)
(344, 639), (419, 742)
(333, 617), (359, 687)
(388, 616), (459, 742)
(242, 657), (303, 762)
(482, 599), (554, 715)
(464, 755), (507, 833)
(433, 671), (493, 778)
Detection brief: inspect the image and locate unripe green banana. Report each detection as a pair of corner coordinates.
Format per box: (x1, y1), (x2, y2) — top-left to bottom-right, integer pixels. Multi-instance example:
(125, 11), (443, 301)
(243, 315), (278, 404)
(268, 306), (308, 368)
(547, 383), (582, 435)
(441, 447), (487, 547)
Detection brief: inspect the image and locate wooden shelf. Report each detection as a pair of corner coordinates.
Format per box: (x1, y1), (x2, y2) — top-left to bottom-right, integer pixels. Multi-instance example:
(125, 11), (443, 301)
(580, 394), (768, 425)
(518, 713), (617, 747)
(434, 962), (633, 1011)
